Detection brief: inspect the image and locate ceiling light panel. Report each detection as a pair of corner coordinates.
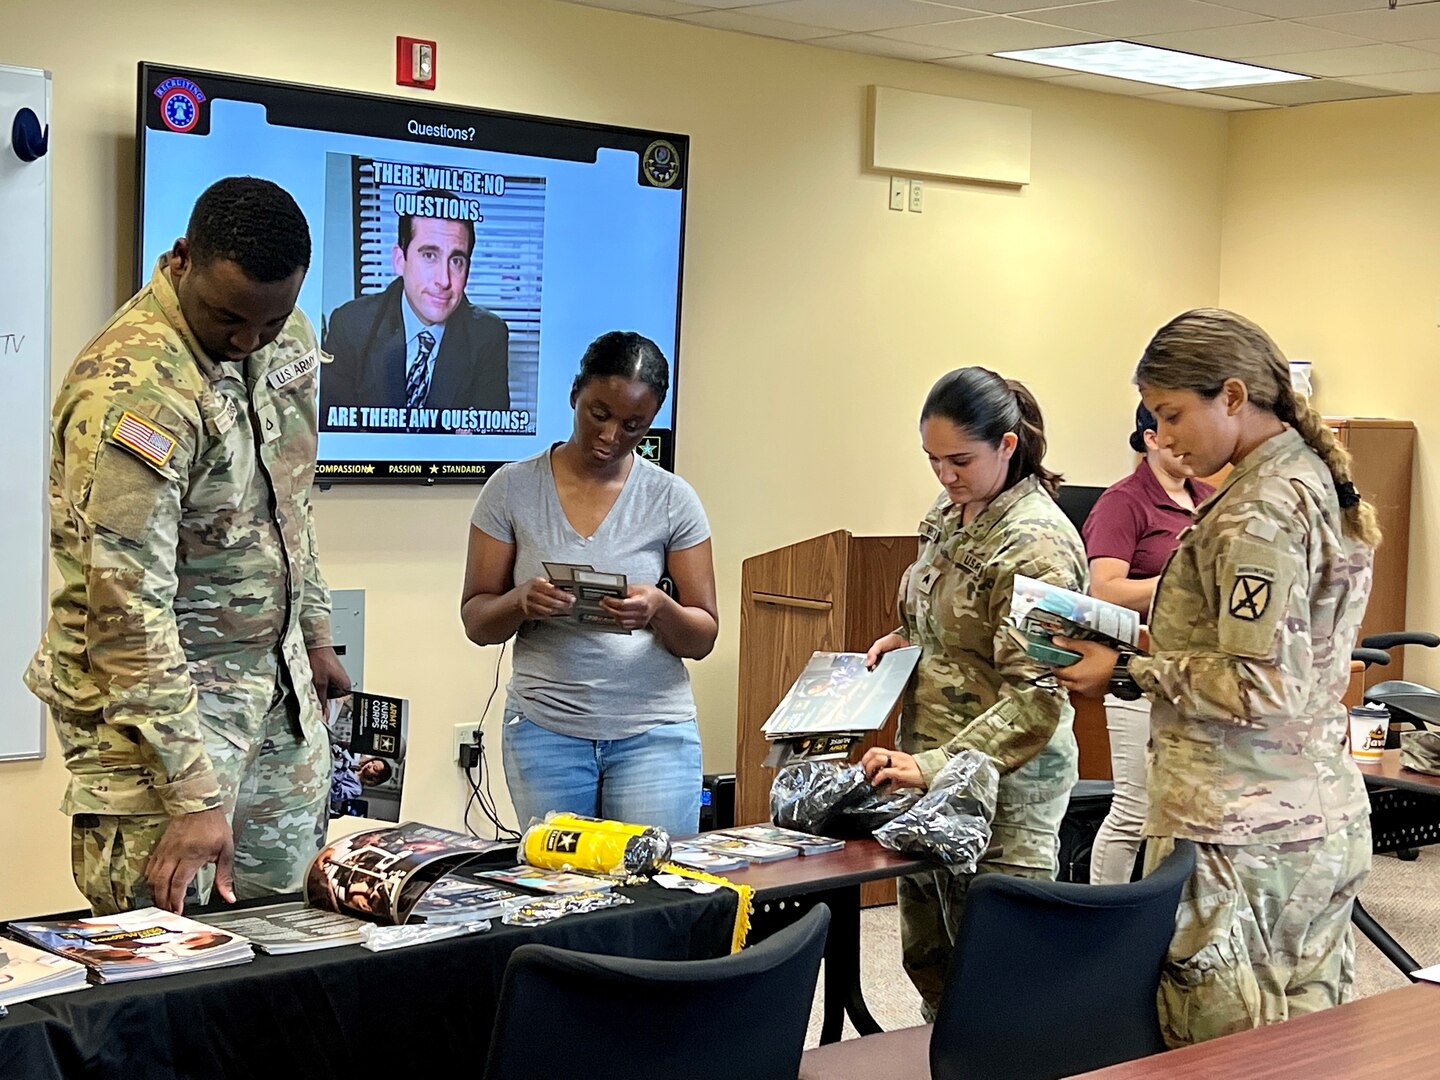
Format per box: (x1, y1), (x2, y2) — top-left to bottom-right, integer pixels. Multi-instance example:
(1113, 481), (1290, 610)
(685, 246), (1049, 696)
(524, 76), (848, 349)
(995, 40), (1310, 88)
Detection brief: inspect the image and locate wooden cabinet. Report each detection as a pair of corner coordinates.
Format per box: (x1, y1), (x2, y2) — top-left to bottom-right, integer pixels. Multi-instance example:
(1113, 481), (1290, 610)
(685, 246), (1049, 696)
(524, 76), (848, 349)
(1326, 419), (1415, 685)
(735, 532), (917, 906)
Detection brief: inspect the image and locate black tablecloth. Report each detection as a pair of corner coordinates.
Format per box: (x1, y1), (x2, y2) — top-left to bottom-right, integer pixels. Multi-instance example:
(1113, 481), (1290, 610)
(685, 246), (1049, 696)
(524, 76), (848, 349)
(0, 884), (738, 1079)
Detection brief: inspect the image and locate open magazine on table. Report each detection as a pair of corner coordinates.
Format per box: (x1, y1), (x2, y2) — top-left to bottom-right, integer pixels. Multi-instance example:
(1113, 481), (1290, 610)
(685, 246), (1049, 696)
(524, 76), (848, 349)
(303, 822), (516, 927)
(1007, 575), (1143, 666)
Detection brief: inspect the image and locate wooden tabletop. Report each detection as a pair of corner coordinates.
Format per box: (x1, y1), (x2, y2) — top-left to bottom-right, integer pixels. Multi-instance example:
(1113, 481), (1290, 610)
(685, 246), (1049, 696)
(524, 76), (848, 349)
(1072, 983), (1440, 1078)
(715, 837), (931, 900)
(1357, 748), (1440, 796)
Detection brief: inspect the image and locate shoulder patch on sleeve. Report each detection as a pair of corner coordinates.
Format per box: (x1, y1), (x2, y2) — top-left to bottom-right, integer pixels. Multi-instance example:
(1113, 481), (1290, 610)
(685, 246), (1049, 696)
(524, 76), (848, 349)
(1218, 538), (1295, 659)
(1227, 567), (1275, 621)
(107, 410), (178, 472)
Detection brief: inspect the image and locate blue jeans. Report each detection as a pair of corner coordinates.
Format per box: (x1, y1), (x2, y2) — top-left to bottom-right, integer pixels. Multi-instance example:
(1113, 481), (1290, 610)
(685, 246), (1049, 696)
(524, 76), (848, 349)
(501, 712), (703, 837)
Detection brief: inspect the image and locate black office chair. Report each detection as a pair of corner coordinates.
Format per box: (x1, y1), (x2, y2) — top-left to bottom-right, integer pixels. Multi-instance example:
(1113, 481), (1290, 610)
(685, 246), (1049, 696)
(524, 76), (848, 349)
(1360, 632), (1440, 732)
(1055, 483), (1107, 534)
(800, 840), (1196, 1080)
(482, 903), (830, 1080)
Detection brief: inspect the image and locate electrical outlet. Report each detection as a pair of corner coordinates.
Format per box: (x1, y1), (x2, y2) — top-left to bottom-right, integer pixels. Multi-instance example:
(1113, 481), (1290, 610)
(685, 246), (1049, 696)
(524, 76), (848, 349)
(453, 722), (479, 764)
(889, 175), (907, 211)
(909, 179), (924, 213)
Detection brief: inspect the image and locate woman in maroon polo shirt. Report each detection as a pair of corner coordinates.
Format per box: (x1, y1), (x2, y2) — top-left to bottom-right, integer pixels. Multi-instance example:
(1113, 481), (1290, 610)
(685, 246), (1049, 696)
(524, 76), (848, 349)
(1081, 403), (1214, 884)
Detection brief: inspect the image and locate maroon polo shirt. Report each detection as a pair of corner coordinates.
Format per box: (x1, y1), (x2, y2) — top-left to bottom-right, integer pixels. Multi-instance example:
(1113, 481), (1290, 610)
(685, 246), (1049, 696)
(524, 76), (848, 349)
(1082, 463), (1215, 579)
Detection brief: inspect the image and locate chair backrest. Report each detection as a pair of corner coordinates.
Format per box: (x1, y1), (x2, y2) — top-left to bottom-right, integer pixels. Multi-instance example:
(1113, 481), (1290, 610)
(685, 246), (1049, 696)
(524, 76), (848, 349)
(930, 840), (1196, 1080)
(482, 903), (830, 1080)
(1055, 484), (1106, 534)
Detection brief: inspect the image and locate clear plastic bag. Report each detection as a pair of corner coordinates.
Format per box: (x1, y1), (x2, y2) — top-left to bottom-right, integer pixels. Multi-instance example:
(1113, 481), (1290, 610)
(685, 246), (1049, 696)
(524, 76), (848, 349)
(874, 749), (998, 871)
(770, 761), (923, 839)
(501, 890), (634, 926)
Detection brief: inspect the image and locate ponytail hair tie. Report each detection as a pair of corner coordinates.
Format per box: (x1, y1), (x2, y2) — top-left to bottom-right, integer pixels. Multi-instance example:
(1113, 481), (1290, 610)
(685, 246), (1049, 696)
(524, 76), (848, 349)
(1336, 481), (1361, 509)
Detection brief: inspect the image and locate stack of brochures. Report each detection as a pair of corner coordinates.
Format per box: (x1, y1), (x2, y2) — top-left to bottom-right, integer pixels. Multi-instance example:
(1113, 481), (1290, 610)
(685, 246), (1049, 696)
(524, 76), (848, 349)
(670, 826), (845, 872)
(199, 903), (368, 955)
(9, 908), (254, 984)
(668, 842), (752, 873)
(0, 937), (91, 1005)
(677, 834), (799, 864)
(716, 824), (845, 856)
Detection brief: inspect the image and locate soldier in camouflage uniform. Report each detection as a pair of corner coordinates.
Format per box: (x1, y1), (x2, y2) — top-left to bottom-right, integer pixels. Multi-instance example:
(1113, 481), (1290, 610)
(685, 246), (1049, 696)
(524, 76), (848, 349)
(25, 178), (349, 916)
(863, 367), (1085, 1017)
(1057, 309), (1379, 1047)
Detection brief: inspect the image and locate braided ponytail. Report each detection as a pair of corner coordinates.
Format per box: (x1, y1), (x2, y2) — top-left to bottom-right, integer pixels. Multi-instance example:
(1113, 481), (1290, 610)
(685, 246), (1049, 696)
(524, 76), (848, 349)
(1272, 391), (1382, 548)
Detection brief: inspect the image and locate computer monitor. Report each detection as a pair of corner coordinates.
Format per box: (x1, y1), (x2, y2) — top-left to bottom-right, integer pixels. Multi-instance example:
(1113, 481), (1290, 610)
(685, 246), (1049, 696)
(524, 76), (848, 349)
(136, 63), (689, 484)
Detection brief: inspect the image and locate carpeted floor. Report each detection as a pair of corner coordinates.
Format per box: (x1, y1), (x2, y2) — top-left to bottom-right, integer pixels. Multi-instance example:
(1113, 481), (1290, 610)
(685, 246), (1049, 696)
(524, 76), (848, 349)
(804, 848), (1438, 1048)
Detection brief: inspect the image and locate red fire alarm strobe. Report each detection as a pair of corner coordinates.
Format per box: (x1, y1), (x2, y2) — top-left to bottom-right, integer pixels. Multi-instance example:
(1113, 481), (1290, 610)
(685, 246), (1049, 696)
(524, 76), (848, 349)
(397, 37), (437, 90)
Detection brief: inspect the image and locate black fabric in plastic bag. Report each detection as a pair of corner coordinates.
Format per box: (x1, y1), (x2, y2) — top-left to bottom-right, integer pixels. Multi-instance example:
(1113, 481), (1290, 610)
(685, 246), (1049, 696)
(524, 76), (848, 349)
(874, 749), (998, 872)
(770, 761), (922, 839)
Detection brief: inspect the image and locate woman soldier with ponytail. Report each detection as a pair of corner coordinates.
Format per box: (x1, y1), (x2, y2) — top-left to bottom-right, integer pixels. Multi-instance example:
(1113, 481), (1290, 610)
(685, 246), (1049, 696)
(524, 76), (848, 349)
(861, 367), (1086, 1017)
(1057, 309), (1379, 1047)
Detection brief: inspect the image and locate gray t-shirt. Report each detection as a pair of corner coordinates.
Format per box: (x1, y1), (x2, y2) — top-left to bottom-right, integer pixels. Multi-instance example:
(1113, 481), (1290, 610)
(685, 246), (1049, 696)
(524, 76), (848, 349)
(470, 448), (711, 740)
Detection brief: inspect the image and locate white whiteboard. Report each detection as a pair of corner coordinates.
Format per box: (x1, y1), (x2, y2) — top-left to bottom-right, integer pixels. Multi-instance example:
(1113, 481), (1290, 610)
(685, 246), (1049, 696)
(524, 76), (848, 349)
(0, 64), (51, 760)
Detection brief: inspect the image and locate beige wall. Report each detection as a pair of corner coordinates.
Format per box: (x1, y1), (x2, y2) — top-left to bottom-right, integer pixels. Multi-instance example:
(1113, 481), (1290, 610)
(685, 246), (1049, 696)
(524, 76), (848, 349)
(0, 0), (1228, 918)
(1219, 96), (1440, 688)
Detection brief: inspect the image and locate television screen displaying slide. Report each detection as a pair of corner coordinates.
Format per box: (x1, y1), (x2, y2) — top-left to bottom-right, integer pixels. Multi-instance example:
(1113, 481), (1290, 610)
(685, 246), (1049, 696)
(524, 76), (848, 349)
(136, 64), (687, 483)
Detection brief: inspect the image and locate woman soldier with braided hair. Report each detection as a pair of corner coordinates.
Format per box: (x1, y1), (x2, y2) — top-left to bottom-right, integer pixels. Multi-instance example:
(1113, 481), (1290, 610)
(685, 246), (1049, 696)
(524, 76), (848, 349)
(1056, 309), (1380, 1047)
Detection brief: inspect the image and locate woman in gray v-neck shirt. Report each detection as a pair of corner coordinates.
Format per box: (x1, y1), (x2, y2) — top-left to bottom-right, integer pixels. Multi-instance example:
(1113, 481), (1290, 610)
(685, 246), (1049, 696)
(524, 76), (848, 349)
(460, 332), (719, 836)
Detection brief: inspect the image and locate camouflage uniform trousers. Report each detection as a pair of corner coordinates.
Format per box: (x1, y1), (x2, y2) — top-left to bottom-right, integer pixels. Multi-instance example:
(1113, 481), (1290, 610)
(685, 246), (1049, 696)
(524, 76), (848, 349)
(1143, 816), (1372, 1048)
(898, 782), (1070, 1020)
(69, 687), (329, 916)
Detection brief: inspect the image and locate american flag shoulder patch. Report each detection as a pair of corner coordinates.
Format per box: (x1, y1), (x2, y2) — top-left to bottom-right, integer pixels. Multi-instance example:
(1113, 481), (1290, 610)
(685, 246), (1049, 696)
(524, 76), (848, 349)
(109, 410), (178, 470)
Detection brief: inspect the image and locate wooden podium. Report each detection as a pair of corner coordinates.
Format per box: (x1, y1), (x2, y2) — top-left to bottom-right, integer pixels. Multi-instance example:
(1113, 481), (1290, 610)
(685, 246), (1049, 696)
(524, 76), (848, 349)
(735, 531), (918, 906)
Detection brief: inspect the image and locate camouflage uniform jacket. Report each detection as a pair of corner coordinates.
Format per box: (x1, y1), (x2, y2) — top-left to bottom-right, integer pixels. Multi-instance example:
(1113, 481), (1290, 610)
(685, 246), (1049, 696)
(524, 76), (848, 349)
(25, 258), (332, 818)
(1130, 427), (1374, 845)
(898, 475), (1087, 792)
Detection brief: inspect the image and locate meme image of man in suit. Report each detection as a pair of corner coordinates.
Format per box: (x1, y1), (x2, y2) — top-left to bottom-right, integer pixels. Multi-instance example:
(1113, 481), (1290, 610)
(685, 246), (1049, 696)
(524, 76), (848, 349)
(320, 188), (510, 430)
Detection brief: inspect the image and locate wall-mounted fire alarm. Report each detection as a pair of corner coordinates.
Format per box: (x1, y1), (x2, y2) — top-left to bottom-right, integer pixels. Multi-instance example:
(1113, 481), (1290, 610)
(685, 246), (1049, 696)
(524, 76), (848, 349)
(397, 37), (437, 90)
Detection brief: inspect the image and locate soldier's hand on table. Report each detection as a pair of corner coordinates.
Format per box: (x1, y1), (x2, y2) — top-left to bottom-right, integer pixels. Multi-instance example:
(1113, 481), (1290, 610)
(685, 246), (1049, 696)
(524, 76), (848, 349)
(861, 748), (926, 791)
(516, 577), (576, 618)
(307, 646), (350, 708)
(1052, 637), (1119, 698)
(145, 808), (235, 914)
(600, 585), (666, 630)
(865, 632), (911, 671)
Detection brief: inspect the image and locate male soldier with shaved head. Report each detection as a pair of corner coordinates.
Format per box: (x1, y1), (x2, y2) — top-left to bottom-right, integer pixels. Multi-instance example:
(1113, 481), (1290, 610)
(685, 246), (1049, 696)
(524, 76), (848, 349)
(27, 176), (348, 915)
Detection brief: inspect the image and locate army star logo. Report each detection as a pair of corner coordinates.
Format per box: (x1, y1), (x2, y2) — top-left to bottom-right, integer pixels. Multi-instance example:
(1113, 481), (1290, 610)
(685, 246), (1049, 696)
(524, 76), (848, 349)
(1228, 575), (1271, 621)
(547, 830), (582, 854)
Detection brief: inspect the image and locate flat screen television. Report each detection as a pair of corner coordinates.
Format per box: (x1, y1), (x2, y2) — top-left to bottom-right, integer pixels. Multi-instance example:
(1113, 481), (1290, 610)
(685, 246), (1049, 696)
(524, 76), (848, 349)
(136, 63), (687, 483)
